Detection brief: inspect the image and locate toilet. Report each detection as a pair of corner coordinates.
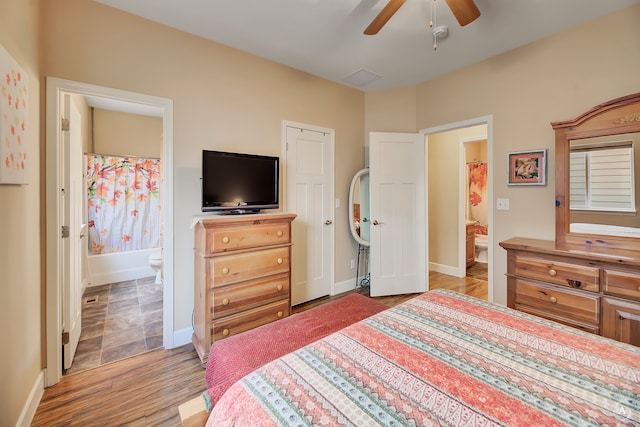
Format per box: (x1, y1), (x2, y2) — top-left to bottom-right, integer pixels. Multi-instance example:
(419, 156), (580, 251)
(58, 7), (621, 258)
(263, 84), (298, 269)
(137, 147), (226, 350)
(475, 234), (488, 263)
(149, 251), (162, 284)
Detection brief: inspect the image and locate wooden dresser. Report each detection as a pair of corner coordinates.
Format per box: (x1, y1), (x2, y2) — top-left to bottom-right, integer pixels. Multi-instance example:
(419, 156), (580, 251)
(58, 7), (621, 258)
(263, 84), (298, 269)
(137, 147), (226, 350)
(500, 237), (640, 346)
(192, 213), (296, 365)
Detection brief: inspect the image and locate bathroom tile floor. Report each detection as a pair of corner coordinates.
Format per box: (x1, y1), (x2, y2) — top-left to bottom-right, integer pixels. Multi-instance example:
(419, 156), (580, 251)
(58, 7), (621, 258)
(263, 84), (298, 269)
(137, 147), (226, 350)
(64, 276), (163, 375)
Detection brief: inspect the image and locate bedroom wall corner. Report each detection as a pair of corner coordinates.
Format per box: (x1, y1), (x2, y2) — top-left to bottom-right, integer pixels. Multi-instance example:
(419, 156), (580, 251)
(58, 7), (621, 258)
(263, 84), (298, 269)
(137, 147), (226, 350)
(41, 0), (365, 336)
(413, 5), (640, 305)
(0, 0), (44, 425)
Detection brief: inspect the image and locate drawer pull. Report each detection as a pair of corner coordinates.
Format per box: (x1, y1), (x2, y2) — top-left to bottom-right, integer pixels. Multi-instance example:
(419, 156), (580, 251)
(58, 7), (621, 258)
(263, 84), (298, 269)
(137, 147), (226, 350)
(277, 311), (284, 318)
(276, 230), (283, 238)
(277, 284), (283, 291)
(549, 296), (558, 304)
(548, 269), (557, 277)
(222, 298), (229, 306)
(567, 279), (582, 288)
(277, 257), (283, 265)
(222, 236), (230, 244)
(222, 267), (230, 275)
(222, 329), (230, 336)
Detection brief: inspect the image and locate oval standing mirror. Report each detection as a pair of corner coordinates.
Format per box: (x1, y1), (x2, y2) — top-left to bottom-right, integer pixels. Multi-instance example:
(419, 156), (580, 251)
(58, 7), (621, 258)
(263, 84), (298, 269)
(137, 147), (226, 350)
(349, 168), (370, 247)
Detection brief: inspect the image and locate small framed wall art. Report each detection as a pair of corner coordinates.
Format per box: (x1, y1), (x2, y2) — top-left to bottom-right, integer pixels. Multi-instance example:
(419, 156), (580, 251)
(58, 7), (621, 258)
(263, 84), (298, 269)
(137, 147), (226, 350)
(507, 149), (546, 186)
(0, 43), (29, 184)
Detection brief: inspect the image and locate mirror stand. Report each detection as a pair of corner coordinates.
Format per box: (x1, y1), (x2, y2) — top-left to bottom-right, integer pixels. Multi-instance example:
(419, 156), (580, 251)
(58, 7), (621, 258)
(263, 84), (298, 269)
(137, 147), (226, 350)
(355, 244), (370, 288)
(350, 168), (371, 287)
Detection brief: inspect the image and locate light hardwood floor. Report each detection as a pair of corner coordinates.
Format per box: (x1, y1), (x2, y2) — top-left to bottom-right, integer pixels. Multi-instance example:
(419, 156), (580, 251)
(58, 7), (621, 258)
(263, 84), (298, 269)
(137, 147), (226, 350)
(32, 271), (487, 426)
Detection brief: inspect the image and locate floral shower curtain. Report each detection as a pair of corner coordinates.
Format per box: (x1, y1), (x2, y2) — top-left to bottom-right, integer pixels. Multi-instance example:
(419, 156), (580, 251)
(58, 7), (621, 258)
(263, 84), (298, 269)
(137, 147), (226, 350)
(468, 162), (488, 235)
(86, 154), (161, 254)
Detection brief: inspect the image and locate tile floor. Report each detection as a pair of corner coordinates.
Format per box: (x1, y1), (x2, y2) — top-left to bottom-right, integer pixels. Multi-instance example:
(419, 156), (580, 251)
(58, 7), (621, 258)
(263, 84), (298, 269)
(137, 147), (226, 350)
(64, 276), (163, 375)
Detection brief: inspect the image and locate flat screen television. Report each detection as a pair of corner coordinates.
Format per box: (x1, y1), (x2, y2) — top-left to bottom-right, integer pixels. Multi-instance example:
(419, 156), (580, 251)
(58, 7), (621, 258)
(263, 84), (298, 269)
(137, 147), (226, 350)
(201, 150), (279, 214)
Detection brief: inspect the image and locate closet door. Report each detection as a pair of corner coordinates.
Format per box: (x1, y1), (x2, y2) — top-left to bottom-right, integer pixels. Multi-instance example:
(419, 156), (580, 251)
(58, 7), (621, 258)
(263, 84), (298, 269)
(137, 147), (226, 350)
(369, 132), (427, 297)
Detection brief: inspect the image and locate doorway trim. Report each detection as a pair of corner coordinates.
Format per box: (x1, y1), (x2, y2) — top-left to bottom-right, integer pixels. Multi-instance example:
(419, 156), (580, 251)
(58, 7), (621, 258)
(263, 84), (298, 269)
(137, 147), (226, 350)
(45, 77), (174, 386)
(420, 115), (494, 302)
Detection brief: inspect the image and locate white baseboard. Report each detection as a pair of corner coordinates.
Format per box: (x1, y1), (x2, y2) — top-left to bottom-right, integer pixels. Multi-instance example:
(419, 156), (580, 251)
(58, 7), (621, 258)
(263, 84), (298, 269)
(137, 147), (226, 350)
(171, 327), (193, 349)
(88, 267), (155, 287)
(17, 370), (44, 427)
(333, 278), (358, 296)
(429, 262), (462, 278)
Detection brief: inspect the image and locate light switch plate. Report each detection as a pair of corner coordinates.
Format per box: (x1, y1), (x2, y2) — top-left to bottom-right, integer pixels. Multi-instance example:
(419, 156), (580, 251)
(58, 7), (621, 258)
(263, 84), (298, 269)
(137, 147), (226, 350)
(496, 198), (510, 210)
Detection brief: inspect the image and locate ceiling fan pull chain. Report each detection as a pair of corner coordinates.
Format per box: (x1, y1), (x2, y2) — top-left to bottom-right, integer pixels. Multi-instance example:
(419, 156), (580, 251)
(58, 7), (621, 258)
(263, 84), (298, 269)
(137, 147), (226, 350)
(431, 0), (438, 50)
(429, 0), (436, 28)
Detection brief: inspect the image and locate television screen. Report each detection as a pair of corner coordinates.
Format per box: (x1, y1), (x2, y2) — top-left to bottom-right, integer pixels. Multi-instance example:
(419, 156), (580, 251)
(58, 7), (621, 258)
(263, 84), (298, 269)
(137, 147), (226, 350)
(202, 150), (279, 213)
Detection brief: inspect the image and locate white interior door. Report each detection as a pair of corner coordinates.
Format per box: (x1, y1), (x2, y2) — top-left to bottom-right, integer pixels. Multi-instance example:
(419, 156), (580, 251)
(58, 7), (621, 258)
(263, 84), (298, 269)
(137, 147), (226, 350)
(285, 123), (334, 305)
(62, 94), (83, 369)
(369, 132), (427, 297)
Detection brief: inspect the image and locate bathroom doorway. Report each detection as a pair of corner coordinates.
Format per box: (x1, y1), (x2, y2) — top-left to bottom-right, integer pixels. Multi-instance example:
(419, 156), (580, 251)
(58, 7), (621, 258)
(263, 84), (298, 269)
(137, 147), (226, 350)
(45, 77), (174, 386)
(463, 138), (488, 281)
(424, 117), (492, 301)
(66, 107), (164, 374)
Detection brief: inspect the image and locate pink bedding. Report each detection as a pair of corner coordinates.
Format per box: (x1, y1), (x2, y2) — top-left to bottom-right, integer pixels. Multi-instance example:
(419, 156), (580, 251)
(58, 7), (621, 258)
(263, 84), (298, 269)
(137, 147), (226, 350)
(208, 289), (640, 426)
(204, 293), (388, 408)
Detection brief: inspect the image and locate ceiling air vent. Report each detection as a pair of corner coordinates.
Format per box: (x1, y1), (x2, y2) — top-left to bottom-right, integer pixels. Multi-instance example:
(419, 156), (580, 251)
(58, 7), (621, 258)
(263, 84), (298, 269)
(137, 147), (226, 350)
(342, 69), (381, 87)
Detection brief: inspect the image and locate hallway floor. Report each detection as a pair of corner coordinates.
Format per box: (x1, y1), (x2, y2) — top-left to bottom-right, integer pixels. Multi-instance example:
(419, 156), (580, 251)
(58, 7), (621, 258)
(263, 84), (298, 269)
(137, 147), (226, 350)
(466, 261), (488, 281)
(64, 276), (163, 375)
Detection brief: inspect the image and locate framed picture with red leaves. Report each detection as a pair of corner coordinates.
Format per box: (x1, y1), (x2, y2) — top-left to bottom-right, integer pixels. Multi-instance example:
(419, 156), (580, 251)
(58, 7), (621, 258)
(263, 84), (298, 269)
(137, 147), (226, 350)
(508, 149), (546, 186)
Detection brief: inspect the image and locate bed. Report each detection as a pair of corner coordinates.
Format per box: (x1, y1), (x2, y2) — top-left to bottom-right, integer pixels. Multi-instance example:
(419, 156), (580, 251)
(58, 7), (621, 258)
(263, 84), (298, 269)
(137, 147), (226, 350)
(206, 289), (639, 426)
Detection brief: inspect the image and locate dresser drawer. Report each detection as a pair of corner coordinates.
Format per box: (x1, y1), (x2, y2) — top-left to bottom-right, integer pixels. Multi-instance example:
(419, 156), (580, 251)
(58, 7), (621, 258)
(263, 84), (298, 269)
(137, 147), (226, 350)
(212, 299), (290, 341)
(212, 274), (289, 319)
(514, 279), (600, 326)
(603, 269), (640, 302)
(513, 255), (599, 292)
(205, 222), (290, 254)
(210, 246), (290, 287)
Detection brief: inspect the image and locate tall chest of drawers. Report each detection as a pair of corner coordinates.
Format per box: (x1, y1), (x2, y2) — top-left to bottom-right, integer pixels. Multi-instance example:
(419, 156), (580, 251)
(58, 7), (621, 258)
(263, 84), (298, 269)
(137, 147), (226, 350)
(192, 213), (296, 365)
(500, 237), (640, 346)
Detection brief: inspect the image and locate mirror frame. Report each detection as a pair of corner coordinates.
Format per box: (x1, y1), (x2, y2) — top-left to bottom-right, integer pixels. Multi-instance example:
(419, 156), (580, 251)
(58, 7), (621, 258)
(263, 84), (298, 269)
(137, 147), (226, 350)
(349, 168), (370, 247)
(552, 92), (640, 251)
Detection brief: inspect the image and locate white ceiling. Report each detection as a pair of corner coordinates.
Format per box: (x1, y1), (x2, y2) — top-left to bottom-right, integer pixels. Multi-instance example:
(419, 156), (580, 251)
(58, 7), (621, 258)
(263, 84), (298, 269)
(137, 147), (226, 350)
(94, 0), (639, 92)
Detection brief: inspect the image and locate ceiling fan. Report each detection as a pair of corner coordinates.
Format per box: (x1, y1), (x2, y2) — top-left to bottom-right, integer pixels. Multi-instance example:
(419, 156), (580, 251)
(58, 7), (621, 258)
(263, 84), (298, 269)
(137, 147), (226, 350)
(364, 0), (480, 35)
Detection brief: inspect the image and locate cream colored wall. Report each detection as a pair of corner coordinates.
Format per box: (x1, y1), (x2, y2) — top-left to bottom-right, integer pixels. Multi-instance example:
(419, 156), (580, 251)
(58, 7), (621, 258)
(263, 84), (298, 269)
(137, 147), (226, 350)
(466, 140), (487, 163)
(427, 126), (486, 269)
(41, 0), (364, 334)
(414, 6), (640, 304)
(364, 86), (417, 159)
(0, 0), (41, 425)
(93, 109), (162, 158)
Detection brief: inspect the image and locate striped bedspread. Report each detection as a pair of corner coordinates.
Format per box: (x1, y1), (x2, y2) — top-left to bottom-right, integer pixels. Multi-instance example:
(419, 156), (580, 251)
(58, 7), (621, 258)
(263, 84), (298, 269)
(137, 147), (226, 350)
(207, 290), (640, 426)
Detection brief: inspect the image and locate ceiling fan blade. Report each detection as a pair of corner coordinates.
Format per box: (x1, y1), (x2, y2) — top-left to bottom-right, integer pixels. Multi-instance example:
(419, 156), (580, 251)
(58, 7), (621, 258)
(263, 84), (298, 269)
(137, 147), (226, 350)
(364, 0), (406, 35)
(445, 0), (480, 26)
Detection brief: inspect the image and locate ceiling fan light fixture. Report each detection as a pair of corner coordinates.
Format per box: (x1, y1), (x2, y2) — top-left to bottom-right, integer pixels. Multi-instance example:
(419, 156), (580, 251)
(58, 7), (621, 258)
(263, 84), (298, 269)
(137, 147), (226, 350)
(432, 25), (448, 50)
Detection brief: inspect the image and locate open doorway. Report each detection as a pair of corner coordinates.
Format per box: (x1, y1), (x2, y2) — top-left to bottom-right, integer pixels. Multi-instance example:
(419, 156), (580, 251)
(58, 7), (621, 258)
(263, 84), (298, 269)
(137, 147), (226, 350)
(462, 137), (489, 281)
(45, 78), (174, 386)
(66, 104), (164, 374)
(423, 116), (493, 302)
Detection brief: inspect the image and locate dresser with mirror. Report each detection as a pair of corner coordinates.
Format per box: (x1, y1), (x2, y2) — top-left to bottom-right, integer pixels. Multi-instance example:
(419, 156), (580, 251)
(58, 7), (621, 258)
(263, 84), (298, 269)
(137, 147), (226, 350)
(500, 93), (640, 346)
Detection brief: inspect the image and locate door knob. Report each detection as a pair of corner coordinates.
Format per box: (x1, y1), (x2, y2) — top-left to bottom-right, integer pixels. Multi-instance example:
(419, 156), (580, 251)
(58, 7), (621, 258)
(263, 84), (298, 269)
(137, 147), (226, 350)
(325, 220), (333, 225)
(362, 217), (369, 223)
(372, 220), (382, 225)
